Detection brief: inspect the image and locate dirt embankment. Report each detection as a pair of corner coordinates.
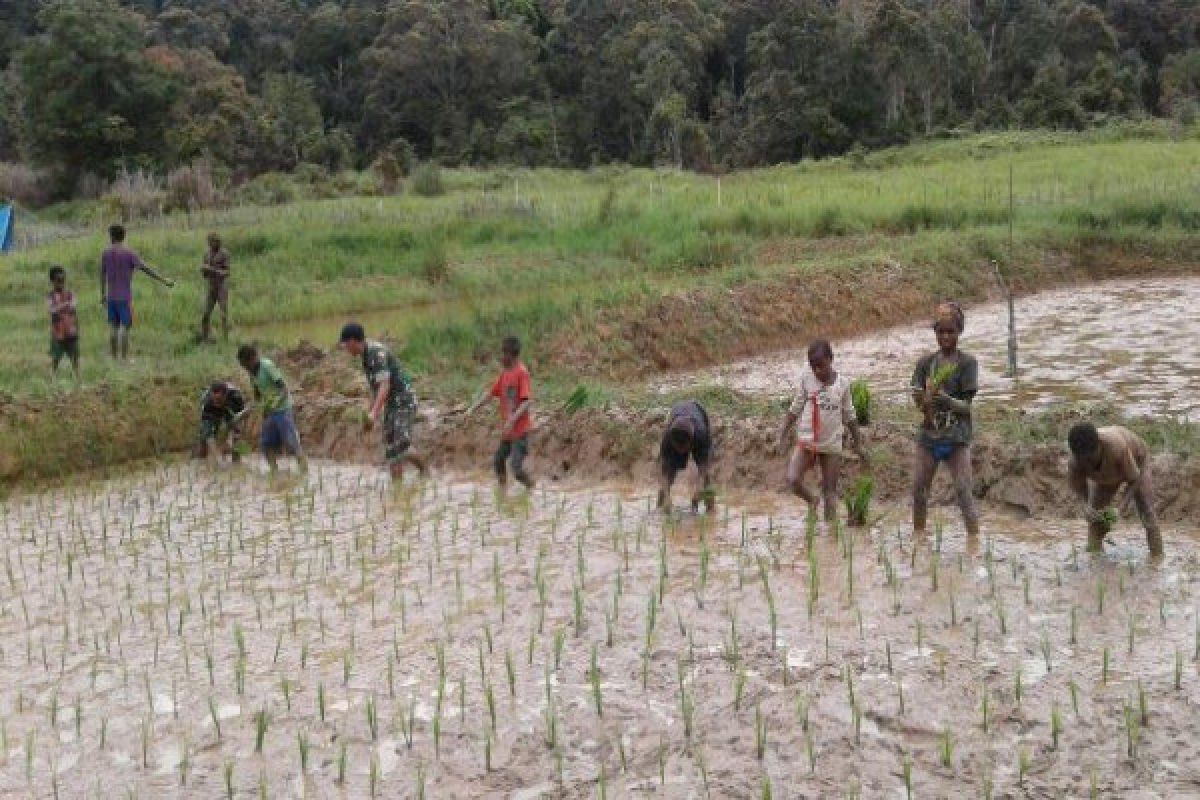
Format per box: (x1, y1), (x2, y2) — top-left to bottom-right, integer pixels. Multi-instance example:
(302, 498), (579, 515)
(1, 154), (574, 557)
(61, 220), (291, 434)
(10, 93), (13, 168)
(280, 344), (1200, 524)
(552, 243), (1199, 376)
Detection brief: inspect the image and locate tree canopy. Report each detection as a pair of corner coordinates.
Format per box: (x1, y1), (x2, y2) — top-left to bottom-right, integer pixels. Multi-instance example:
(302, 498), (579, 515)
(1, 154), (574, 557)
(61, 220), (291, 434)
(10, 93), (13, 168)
(2, 0), (1198, 190)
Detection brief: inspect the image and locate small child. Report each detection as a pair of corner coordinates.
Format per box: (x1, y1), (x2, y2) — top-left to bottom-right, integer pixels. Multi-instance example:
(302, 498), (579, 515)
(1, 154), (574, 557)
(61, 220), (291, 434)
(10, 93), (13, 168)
(778, 339), (866, 525)
(196, 381), (247, 467)
(469, 335), (535, 491)
(237, 344), (308, 475)
(48, 266), (80, 381)
(1067, 422), (1162, 557)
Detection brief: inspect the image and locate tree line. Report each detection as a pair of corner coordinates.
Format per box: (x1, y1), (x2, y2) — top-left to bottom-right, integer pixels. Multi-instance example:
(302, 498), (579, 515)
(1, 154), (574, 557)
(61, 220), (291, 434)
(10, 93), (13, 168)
(2, 0), (1199, 195)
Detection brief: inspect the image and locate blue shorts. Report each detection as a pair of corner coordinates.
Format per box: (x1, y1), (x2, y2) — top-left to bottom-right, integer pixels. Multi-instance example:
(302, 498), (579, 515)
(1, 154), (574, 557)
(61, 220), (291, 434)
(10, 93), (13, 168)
(260, 410), (302, 454)
(106, 299), (133, 328)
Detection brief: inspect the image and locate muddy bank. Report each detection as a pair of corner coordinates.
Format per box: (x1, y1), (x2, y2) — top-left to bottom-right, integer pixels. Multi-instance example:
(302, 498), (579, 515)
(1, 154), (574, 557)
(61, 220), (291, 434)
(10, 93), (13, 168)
(552, 243), (1200, 377)
(280, 344), (1200, 525)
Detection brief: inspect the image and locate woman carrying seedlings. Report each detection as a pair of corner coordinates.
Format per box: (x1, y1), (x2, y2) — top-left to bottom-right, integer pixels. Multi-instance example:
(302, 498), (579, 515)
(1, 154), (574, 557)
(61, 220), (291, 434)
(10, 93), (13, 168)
(910, 301), (980, 537)
(778, 339), (867, 527)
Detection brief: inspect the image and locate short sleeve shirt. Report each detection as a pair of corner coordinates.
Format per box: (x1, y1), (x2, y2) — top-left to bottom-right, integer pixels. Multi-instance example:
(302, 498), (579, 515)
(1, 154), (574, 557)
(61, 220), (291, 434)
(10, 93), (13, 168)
(788, 369), (853, 453)
(362, 340), (415, 410)
(491, 362), (532, 440)
(660, 400), (712, 472)
(102, 245), (144, 302)
(911, 350), (979, 445)
(254, 358), (292, 414)
(48, 290), (79, 341)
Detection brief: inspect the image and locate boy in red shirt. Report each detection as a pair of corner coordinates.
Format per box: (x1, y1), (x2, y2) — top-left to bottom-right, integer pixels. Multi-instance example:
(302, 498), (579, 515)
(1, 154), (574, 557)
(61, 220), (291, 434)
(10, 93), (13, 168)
(470, 335), (536, 490)
(48, 266), (80, 381)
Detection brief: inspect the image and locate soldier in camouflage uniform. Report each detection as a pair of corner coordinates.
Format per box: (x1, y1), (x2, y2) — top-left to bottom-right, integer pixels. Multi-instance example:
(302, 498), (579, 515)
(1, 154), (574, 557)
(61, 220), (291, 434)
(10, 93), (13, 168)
(338, 323), (428, 480)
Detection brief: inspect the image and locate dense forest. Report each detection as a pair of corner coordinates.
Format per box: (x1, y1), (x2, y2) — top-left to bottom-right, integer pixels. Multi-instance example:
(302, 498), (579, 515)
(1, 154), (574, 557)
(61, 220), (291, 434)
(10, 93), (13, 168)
(1, 0), (1199, 196)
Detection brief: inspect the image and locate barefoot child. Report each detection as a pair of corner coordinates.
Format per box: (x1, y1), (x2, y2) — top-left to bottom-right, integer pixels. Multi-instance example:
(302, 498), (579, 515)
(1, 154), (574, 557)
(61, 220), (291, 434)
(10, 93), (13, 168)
(337, 323), (428, 482)
(468, 336), (535, 491)
(48, 266), (80, 381)
(1067, 422), (1163, 557)
(658, 400), (714, 513)
(196, 381), (247, 467)
(911, 302), (980, 537)
(778, 339), (866, 525)
(237, 344), (308, 475)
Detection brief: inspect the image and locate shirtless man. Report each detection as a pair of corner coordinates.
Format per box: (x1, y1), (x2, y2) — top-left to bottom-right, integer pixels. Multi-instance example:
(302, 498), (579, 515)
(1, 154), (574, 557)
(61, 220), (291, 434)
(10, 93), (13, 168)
(1067, 422), (1163, 557)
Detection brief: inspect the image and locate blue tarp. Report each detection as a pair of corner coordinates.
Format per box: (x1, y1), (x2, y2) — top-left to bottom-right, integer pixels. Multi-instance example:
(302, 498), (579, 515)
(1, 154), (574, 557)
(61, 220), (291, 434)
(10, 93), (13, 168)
(0, 204), (12, 253)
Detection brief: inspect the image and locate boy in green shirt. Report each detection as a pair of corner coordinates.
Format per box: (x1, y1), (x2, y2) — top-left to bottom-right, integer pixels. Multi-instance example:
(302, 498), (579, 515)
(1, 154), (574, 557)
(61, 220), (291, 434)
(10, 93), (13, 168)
(238, 344), (308, 474)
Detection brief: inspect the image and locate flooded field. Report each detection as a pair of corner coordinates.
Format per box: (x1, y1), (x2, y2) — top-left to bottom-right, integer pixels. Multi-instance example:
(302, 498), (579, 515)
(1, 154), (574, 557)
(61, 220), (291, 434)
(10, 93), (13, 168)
(659, 277), (1200, 419)
(1, 461), (1198, 797)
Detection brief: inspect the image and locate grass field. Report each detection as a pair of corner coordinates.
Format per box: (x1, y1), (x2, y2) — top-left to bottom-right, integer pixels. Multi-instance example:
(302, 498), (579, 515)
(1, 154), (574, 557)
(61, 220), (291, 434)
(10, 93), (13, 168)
(2, 126), (1199, 480)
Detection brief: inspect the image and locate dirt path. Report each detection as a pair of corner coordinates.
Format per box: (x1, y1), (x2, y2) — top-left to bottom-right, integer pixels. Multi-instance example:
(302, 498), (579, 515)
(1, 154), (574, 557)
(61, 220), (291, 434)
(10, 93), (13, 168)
(1, 463), (1198, 798)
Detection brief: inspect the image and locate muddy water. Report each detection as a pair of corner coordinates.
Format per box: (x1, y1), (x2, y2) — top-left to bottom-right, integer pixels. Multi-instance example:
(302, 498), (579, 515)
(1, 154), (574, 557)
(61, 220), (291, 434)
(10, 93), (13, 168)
(1, 462), (1198, 798)
(659, 277), (1200, 418)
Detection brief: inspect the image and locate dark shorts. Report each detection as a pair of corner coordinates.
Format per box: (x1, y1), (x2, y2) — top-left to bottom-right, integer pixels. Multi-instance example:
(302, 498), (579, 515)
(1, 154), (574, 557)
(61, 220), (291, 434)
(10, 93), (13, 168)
(50, 337), (79, 361)
(106, 299), (133, 328)
(260, 410), (302, 454)
(494, 436), (530, 476)
(383, 402), (416, 465)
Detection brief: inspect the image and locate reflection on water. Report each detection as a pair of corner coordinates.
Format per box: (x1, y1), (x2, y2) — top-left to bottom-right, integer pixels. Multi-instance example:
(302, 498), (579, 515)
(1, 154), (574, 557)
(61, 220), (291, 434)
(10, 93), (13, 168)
(658, 278), (1200, 418)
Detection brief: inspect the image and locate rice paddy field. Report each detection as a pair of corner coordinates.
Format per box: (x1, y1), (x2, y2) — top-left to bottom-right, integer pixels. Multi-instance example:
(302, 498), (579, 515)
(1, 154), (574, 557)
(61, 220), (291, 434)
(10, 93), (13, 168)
(2, 127), (1200, 797)
(1, 461), (1198, 798)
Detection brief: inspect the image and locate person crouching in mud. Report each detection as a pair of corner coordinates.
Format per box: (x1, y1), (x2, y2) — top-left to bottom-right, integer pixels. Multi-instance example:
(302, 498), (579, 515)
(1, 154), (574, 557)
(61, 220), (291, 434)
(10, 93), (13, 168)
(658, 400), (714, 513)
(196, 381), (247, 467)
(911, 301), (980, 537)
(1067, 422), (1163, 557)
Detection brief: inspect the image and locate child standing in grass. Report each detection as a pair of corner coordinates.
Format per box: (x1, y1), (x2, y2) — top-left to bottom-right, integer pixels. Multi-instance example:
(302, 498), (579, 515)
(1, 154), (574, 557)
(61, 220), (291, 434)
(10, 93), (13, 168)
(238, 344), (308, 475)
(1067, 422), (1162, 557)
(48, 266), (80, 382)
(911, 301), (980, 537)
(778, 339), (866, 527)
(469, 335), (535, 492)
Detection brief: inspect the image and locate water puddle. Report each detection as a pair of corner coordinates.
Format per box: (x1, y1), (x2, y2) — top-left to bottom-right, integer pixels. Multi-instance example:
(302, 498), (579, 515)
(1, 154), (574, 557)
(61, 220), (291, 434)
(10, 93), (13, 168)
(657, 277), (1200, 418)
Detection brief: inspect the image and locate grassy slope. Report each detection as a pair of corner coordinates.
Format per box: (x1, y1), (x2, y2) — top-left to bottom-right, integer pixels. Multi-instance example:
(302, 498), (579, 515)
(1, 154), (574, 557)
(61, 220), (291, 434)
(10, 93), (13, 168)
(2, 127), (1199, 481)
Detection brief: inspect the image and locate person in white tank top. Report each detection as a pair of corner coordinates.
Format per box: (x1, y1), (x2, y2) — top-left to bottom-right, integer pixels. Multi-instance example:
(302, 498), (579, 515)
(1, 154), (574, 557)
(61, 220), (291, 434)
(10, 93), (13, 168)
(778, 339), (868, 526)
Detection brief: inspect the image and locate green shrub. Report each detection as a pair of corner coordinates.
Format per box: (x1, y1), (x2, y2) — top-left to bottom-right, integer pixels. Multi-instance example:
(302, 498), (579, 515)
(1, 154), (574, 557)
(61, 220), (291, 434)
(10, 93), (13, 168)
(411, 163), (445, 197)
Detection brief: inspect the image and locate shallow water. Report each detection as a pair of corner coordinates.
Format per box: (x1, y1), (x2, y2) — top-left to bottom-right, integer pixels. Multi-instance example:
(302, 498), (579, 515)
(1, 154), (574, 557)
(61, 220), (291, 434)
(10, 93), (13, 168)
(1, 461), (1198, 797)
(658, 277), (1200, 418)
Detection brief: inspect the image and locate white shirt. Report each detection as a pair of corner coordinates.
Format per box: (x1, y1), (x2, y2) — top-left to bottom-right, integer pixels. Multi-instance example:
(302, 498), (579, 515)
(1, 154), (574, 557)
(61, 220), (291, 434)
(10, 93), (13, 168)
(788, 369), (853, 453)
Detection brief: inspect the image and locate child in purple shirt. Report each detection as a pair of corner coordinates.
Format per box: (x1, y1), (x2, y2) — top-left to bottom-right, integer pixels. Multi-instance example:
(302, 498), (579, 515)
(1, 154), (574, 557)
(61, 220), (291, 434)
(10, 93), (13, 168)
(100, 224), (174, 359)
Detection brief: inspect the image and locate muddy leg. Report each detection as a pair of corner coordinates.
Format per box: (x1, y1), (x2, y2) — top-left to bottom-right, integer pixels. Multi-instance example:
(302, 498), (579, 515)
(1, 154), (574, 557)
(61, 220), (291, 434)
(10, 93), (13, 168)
(109, 327), (119, 359)
(1130, 471), (1162, 557)
(1087, 483), (1118, 552)
(405, 451), (429, 477)
(788, 447), (820, 518)
(218, 287), (230, 340)
(912, 445), (937, 534)
(201, 287), (215, 341)
(819, 453), (842, 525)
(658, 464), (676, 511)
(510, 437), (534, 489)
(948, 445), (980, 537)
(494, 441), (512, 488)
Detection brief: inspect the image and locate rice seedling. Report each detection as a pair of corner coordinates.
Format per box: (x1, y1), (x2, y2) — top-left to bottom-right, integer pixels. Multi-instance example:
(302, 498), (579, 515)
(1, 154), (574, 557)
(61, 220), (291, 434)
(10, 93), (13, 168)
(590, 645), (603, 717)
(754, 702), (767, 759)
(1176, 649), (1184, 690)
(939, 727), (954, 769)
(1017, 747), (1030, 786)
(902, 753), (913, 800)
(1051, 704), (1063, 749)
(844, 476), (874, 528)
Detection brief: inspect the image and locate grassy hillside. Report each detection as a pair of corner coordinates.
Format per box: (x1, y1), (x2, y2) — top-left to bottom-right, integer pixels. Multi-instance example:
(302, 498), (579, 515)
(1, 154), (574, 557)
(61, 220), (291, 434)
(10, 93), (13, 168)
(2, 128), (1199, 481)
